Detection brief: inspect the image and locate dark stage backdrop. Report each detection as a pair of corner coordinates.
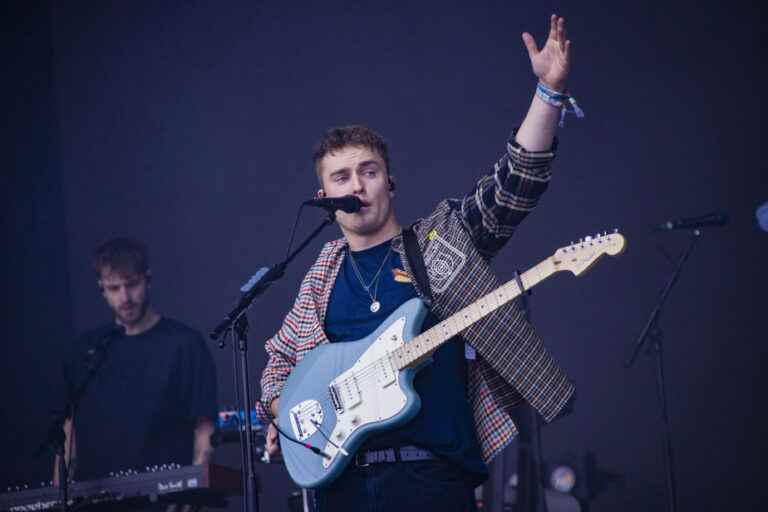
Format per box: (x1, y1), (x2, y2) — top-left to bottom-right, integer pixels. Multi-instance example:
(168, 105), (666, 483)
(4, 2), (766, 511)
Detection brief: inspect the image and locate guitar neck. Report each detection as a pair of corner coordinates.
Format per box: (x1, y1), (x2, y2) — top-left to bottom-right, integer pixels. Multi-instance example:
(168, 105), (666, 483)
(391, 257), (556, 370)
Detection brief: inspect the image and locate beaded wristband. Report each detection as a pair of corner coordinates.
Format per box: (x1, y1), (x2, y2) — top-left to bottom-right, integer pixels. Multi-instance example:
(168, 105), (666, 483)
(536, 81), (585, 127)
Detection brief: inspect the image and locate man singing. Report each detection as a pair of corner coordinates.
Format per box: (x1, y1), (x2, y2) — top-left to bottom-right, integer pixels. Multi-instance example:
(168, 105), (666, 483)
(260, 15), (578, 511)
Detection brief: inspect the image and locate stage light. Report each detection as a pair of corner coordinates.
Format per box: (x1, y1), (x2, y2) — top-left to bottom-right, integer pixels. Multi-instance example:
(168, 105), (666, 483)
(544, 451), (623, 505)
(550, 464), (577, 493)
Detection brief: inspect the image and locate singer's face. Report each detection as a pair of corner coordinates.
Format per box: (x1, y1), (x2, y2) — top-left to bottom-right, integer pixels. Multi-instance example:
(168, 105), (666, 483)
(98, 268), (151, 328)
(318, 145), (395, 238)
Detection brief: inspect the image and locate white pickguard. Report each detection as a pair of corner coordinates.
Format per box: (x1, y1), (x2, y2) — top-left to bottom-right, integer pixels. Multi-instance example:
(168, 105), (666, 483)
(321, 317), (408, 468)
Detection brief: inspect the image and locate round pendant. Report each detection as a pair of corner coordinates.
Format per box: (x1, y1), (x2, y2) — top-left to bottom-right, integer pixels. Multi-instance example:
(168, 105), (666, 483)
(370, 301), (381, 313)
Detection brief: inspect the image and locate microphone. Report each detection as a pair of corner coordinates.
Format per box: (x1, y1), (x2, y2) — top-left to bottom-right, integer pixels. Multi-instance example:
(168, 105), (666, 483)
(655, 212), (729, 231)
(84, 324), (125, 367)
(304, 195), (363, 213)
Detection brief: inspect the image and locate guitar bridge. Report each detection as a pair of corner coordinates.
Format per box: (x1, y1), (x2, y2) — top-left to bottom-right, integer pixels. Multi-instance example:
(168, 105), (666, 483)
(288, 400), (324, 441)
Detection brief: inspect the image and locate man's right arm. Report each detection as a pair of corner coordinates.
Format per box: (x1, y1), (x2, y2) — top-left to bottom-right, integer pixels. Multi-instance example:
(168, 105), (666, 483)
(260, 294), (309, 458)
(265, 398), (280, 457)
(258, 280), (316, 424)
(52, 418), (76, 485)
(259, 328), (297, 423)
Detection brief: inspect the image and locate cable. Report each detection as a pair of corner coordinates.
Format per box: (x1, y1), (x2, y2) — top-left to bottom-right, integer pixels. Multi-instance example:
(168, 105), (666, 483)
(284, 204), (306, 261)
(270, 420), (332, 459)
(310, 419), (348, 456)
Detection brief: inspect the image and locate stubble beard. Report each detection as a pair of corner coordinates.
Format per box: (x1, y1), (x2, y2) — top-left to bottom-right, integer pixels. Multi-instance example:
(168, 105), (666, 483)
(116, 299), (149, 328)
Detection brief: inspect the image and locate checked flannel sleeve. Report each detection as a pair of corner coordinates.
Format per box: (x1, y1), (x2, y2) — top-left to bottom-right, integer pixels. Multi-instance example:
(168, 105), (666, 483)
(460, 132), (557, 259)
(258, 284), (311, 422)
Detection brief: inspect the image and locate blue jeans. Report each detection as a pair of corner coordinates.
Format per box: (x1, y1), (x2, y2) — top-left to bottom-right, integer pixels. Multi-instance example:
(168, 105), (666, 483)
(314, 459), (478, 512)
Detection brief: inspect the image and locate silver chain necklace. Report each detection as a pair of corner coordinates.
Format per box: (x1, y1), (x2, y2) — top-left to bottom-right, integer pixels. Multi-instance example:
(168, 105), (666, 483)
(346, 244), (392, 313)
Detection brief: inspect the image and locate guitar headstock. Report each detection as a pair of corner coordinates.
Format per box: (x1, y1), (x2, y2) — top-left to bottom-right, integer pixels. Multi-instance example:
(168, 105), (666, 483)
(552, 230), (626, 276)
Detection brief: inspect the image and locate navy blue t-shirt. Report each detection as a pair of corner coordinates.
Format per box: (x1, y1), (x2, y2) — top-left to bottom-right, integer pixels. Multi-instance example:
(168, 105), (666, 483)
(324, 240), (487, 480)
(60, 318), (218, 479)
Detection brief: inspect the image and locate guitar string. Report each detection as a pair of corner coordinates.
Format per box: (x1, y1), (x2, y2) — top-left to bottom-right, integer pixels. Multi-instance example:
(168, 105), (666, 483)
(329, 260), (570, 399)
(330, 285), (521, 390)
(337, 247), (539, 384)
(337, 306), (508, 385)
(293, 253), (604, 456)
(295, 268), (551, 446)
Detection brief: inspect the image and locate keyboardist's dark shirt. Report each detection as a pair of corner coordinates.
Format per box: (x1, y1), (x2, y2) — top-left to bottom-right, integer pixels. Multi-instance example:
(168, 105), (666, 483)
(59, 318), (218, 480)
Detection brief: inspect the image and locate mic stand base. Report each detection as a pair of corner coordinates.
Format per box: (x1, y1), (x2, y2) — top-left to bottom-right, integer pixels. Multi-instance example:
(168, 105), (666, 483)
(232, 315), (259, 512)
(57, 444), (70, 512)
(648, 325), (678, 512)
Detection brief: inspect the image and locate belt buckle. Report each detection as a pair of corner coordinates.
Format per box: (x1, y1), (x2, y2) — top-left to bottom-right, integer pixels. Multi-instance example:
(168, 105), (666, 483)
(354, 450), (371, 468)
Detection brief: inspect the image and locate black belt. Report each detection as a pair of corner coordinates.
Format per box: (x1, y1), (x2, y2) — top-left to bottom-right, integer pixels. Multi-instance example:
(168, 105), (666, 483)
(354, 445), (435, 467)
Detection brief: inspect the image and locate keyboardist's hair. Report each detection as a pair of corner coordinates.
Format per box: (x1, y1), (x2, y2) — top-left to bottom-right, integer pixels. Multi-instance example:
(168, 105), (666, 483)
(93, 237), (149, 278)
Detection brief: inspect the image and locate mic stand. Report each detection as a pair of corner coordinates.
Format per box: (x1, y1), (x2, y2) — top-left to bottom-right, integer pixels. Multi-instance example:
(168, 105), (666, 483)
(512, 272), (547, 512)
(626, 229), (701, 512)
(210, 213), (336, 512)
(35, 327), (121, 512)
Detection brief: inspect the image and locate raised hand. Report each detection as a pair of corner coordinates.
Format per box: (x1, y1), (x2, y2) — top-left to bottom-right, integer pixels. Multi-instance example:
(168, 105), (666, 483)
(522, 14), (571, 92)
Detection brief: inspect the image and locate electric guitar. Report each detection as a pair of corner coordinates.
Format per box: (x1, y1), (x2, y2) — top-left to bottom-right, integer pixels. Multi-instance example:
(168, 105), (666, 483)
(277, 231), (626, 488)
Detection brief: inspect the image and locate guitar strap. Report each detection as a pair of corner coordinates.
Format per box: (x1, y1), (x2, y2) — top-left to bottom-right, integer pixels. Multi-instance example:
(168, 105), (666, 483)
(403, 225), (477, 361)
(402, 225), (433, 308)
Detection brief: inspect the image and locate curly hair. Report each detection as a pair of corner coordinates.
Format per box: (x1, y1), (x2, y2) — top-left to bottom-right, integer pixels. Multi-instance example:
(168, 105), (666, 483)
(93, 237), (149, 278)
(312, 125), (390, 177)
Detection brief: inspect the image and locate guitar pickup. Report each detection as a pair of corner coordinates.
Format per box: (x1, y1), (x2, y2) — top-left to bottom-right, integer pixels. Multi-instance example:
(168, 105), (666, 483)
(339, 376), (362, 409)
(329, 384), (344, 413)
(329, 375), (362, 413)
(376, 357), (396, 387)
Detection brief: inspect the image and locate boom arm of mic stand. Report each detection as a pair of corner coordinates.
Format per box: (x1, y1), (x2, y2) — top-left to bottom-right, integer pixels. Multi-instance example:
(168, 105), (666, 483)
(625, 229), (701, 368)
(209, 214), (335, 341)
(210, 264), (284, 341)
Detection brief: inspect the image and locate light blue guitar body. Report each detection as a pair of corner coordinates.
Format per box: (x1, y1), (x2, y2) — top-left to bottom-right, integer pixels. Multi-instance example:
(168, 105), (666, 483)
(277, 297), (429, 488)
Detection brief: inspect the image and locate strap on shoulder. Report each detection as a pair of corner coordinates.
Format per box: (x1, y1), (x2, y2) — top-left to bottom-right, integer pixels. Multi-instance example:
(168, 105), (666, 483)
(403, 225), (434, 307)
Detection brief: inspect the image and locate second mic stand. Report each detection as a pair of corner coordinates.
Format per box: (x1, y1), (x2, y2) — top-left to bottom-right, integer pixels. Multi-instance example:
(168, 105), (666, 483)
(512, 271), (548, 512)
(210, 213), (336, 512)
(626, 229), (702, 512)
(35, 327), (122, 512)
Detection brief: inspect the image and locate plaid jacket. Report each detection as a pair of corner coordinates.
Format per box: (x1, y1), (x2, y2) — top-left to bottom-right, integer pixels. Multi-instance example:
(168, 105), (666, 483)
(259, 135), (575, 463)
